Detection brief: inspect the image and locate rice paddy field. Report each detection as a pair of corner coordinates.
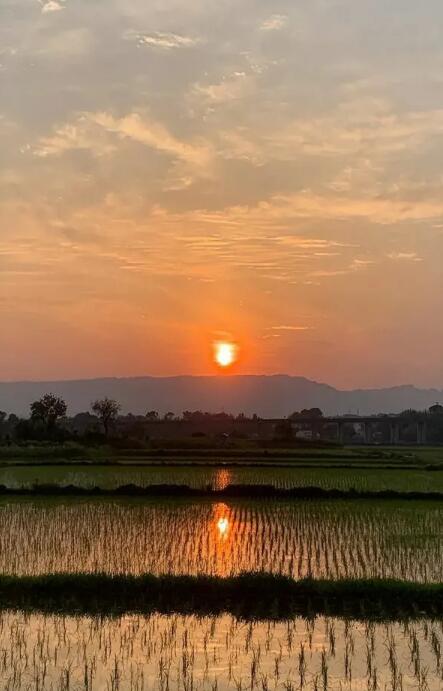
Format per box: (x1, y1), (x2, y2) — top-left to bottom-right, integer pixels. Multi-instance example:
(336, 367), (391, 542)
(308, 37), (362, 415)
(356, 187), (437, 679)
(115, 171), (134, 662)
(1, 463), (443, 493)
(1, 456), (442, 689)
(0, 611), (442, 690)
(0, 497), (441, 582)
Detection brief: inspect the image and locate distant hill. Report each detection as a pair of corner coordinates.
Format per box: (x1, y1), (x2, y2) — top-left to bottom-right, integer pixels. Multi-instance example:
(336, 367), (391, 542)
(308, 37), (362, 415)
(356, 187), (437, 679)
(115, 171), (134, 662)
(0, 375), (442, 417)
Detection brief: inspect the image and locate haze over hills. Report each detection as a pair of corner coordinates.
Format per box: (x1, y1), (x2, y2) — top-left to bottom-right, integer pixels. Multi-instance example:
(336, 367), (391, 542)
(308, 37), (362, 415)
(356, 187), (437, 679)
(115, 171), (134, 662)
(0, 376), (442, 418)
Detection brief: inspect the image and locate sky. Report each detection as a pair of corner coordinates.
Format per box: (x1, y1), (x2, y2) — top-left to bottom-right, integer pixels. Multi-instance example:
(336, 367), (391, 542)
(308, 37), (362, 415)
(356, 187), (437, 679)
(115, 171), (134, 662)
(1, 0), (442, 388)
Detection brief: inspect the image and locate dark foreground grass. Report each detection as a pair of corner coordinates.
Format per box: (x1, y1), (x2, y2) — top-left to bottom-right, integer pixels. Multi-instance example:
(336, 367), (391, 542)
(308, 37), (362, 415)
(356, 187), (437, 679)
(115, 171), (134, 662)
(0, 573), (442, 621)
(0, 483), (443, 500)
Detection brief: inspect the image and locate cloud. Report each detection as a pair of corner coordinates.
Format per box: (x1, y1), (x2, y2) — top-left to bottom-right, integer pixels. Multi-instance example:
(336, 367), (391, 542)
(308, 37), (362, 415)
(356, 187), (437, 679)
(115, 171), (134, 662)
(40, 1), (64, 13)
(34, 111), (214, 187)
(260, 15), (287, 31)
(217, 129), (264, 165)
(127, 31), (199, 50)
(276, 192), (443, 224)
(192, 73), (256, 106)
(91, 112), (213, 172)
(270, 325), (311, 331)
(205, 191), (443, 226)
(264, 103), (443, 160)
(34, 117), (117, 158)
(387, 252), (423, 262)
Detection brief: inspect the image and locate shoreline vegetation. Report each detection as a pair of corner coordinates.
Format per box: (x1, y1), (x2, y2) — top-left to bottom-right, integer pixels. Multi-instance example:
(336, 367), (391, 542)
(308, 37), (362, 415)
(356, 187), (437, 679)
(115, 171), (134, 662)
(0, 482), (442, 500)
(0, 442), (441, 468)
(0, 461), (432, 470)
(1, 440), (442, 459)
(0, 573), (441, 621)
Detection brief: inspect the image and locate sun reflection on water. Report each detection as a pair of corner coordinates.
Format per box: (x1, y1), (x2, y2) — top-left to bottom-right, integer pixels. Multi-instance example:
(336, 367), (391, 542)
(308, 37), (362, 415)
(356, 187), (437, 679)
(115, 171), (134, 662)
(213, 468), (232, 490)
(213, 503), (231, 547)
(217, 517), (229, 536)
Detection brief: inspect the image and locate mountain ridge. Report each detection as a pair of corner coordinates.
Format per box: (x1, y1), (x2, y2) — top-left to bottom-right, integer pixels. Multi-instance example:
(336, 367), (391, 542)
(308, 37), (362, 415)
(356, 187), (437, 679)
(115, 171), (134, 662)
(0, 375), (441, 417)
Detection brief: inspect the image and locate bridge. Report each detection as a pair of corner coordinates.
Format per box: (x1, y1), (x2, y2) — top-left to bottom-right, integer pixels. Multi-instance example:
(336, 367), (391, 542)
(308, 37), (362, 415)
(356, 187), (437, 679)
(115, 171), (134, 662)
(264, 415), (428, 445)
(141, 414), (429, 444)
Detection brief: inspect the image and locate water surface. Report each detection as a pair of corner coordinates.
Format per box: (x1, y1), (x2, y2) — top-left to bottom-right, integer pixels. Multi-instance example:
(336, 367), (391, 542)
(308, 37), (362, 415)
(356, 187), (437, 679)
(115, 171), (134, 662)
(0, 610), (441, 690)
(0, 497), (441, 581)
(0, 463), (441, 492)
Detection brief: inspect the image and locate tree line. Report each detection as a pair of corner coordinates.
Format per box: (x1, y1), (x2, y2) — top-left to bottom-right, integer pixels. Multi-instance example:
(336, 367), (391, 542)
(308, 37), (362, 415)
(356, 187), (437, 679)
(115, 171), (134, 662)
(0, 394), (121, 442)
(1, 395), (443, 444)
(0, 394), (264, 443)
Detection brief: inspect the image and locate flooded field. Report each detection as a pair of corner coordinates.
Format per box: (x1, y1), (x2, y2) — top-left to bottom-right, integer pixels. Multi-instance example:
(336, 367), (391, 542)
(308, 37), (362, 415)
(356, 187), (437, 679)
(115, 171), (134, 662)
(0, 498), (441, 581)
(0, 610), (441, 690)
(0, 463), (442, 493)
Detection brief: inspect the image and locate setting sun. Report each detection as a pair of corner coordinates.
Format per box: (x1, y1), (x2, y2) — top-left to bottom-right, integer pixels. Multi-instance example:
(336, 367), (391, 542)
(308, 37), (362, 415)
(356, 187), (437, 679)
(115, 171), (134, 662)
(214, 341), (238, 368)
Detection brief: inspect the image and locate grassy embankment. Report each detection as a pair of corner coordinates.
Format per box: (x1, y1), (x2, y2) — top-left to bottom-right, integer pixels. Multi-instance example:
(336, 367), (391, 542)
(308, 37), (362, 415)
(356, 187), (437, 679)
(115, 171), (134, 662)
(0, 482), (443, 500)
(1, 442), (442, 467)
(0, 442), (442, 495)
(0, 572), (441, 621)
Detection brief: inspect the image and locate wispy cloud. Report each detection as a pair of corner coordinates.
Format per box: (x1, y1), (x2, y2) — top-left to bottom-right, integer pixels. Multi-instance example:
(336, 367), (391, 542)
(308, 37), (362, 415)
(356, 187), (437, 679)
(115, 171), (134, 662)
(40, 0), (65, 13)
(192, 72), (255, 106)
(126, 31), (199, 50)
(33, 117), (117, 158)
(34, 111), (214, 186)
(260, 15), (287, 31)
(211, 191), (443, 226)
(270, 325), (312, 331)
(387, 252), (423, 262)
(93, 112), (211, 167)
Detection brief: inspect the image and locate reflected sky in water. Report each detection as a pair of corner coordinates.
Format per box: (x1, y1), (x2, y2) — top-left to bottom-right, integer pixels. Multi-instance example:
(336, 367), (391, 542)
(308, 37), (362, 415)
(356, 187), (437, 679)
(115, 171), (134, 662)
(0, 610), (441, 690)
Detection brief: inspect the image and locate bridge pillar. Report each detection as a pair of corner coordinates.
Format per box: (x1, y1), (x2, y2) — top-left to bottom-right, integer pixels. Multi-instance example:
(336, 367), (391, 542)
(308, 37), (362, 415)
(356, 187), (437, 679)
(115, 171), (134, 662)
(416, 421), (427, 445)
(364, 422), (372, 444)
(390, 422), (400, 445)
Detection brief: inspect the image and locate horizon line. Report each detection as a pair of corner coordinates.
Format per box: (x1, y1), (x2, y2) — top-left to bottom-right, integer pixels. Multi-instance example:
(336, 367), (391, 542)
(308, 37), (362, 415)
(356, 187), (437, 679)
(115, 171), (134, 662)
(0, 373), (438, 393)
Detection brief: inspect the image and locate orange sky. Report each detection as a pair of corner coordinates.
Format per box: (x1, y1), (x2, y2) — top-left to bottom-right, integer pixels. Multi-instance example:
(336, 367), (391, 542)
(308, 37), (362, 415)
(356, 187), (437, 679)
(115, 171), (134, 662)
(1, 0), (443, 387)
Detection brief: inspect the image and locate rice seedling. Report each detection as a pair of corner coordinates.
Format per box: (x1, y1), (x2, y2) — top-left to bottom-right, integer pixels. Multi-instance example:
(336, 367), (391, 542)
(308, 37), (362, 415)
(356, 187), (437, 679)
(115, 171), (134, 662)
(0, 498), (440, 582)
(1, 464), (443, 494)
(0, 611), (441, 690)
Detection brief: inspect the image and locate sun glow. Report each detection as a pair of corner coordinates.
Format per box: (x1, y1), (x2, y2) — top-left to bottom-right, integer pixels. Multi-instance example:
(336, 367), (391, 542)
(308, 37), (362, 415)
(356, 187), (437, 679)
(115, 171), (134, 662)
(214, 341), (237, 368)
(217, 517), (229, 536)
(213, 503), (231, 541)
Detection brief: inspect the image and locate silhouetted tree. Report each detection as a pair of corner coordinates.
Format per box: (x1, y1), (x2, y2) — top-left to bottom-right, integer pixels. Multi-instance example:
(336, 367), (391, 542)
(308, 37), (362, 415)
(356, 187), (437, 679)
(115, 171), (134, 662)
(14, 419), (36, 441)
(146, 411), (159, 421)
(91, 398), (120, 437)
(30, 394), (67, 435)
(7, 414), (19, 437)
(274, 419), (294, 441)
(0, 411), (6, 440)
(429, 403), (443, 415)
(182, 411), (234, 422)
(289, 408), (323, 419)
(68, 412), (98, 436)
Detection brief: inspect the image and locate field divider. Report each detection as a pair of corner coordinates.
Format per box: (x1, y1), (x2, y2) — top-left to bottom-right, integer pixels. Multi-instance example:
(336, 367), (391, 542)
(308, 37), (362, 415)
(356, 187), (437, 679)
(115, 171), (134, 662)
(0, 573), (442, 620)
(0, 483), (443, 500)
